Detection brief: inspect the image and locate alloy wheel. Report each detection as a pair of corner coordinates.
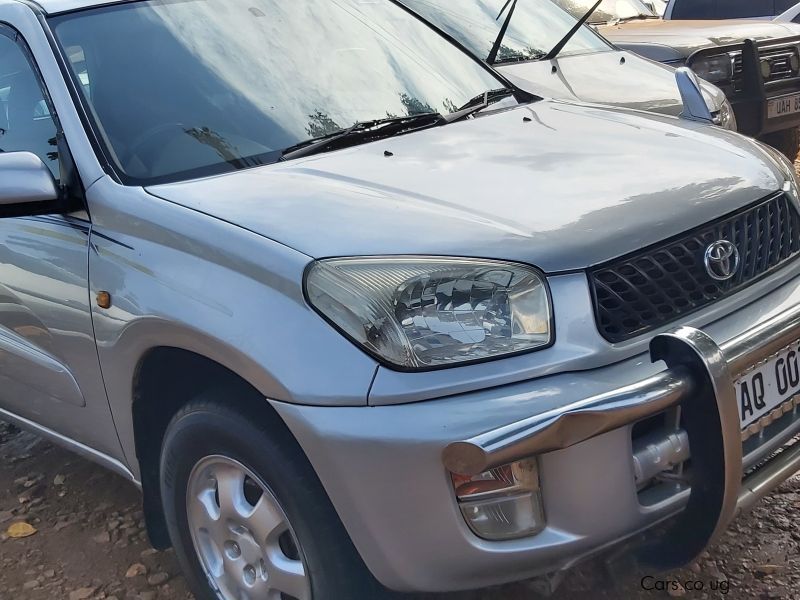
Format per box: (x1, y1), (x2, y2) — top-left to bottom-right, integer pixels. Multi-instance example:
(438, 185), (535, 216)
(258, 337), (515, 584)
(186, 455), (311, 600)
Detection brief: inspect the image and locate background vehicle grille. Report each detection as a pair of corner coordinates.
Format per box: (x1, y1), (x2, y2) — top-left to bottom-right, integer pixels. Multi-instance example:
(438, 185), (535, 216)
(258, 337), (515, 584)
(761, 47), (799, 81)
(732, 54), (745, 93)
(731, 46), (800, 91)
(589, 193), (800, 343)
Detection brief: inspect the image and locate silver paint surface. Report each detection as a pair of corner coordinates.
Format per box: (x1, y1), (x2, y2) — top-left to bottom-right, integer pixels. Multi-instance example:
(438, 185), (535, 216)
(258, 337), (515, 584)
(148, 102), (782, 274)
(0, 152), (59, 205)
(1, 0), (800, 593)
(499, 50), (727, 116)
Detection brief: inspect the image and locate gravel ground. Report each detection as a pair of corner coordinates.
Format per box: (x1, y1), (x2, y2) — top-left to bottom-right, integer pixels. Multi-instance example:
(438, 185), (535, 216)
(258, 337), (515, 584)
(1, 421), (800, 600)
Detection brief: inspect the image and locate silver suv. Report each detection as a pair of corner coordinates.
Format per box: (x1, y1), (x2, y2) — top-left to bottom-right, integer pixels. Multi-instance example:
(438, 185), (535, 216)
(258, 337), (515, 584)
(396, 0), (735, 129)
(3, 0), (800, 599)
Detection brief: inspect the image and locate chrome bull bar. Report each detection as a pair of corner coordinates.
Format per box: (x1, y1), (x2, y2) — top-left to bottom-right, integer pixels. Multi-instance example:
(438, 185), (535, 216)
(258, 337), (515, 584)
(443, 304), (800, 568)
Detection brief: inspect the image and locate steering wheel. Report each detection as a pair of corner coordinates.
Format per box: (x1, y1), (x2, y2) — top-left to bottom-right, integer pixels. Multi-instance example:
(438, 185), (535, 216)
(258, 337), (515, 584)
(122, 122), (188, 169)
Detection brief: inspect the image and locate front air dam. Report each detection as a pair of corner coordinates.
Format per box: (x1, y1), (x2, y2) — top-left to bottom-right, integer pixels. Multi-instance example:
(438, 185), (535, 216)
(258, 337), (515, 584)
(444, 306), (800, 571)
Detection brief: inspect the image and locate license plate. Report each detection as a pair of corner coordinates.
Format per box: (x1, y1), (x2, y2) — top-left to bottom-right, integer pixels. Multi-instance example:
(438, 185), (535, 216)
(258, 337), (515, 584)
(768, 93), (800, 119)
(736, 341), (800, 429)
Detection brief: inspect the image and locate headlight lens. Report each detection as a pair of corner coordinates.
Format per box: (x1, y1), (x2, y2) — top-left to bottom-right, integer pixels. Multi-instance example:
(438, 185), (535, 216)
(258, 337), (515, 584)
(691, 54), (732, 83)
(714, 98), (737, 131)
(306, 257), (552, 369)
(786, 177), (800, 209)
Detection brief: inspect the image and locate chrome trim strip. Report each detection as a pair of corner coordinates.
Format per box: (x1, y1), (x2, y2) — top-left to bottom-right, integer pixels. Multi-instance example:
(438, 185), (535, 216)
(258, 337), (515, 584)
(0, 407), (139, 486)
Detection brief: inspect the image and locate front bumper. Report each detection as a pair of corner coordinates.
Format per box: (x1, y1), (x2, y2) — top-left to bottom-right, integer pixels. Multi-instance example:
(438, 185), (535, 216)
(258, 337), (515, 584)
(446, 306), (800, 569)
(688, 37), (800, 137)
(274, 298), (800, 593)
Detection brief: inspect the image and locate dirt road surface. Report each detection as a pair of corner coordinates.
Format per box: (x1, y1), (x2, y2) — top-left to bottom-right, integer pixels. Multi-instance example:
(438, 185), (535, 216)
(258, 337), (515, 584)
(1, 421), (800, 600)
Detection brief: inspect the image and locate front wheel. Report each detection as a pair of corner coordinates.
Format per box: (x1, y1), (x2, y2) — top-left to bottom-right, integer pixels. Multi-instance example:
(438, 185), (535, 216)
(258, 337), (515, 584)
(159, 394), (386, 600)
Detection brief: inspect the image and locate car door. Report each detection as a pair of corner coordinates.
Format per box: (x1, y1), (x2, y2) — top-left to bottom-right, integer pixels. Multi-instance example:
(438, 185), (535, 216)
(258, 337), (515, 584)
(0, 20), (123, 462)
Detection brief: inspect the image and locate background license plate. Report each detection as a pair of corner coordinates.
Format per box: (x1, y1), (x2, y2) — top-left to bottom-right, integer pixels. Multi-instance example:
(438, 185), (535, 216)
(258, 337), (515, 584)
(768, 94), (800, 119)
(736, 341), (800, 428)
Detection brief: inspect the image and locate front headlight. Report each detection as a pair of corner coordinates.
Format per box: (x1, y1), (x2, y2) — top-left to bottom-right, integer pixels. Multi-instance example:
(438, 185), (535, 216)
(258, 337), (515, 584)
(691, 54), (733, 84)
(306, 257), (552, 370)
(715, 98), (738, 131)
(786, 177), (800, 209)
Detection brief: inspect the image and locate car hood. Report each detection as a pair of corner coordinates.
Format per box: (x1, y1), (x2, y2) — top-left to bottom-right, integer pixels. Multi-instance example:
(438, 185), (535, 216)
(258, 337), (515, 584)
(597, 19), (800, 56)
(498, 50), (725, 116)
(146, 100), (783, 273)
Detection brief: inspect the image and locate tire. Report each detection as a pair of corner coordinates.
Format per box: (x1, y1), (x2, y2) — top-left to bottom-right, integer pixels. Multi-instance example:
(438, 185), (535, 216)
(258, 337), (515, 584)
(160, 392), (388, 600)
(760, 127), (800, 163)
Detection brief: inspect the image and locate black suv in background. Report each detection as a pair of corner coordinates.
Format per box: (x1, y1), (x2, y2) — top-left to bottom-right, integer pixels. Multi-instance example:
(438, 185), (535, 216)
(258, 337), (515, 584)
(664, 0), (797, 20)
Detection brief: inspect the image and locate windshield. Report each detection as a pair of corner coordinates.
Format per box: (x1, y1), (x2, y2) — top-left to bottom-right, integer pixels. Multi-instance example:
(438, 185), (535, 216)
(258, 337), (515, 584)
(554, 0), (656, 23)
(400, 0), (610, 63)
(50, 0), (506, 184)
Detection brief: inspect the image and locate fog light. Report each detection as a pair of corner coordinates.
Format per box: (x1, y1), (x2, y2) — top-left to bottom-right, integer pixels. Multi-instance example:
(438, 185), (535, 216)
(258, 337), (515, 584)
(451, 459), (544, 540)
(761, 59), (772, 80)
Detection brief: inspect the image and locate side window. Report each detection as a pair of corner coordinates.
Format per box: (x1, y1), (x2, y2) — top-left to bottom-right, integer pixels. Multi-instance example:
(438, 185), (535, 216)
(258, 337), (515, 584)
(0, 29), (60, 180)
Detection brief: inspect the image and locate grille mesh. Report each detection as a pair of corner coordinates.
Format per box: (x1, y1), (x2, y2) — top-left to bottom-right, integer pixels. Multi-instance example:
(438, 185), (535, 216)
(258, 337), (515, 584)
(590, 193), (800, 343)
(732, 45), (800, 92)
(761, 47), (798, 81)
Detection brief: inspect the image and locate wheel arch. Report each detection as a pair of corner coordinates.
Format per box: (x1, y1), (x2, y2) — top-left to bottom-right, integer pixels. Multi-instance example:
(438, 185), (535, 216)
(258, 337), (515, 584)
(130, 346), (295, 549)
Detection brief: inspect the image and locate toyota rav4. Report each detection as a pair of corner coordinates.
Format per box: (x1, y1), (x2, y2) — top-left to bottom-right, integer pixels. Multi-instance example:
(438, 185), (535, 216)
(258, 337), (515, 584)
(2, 0), (800, 599)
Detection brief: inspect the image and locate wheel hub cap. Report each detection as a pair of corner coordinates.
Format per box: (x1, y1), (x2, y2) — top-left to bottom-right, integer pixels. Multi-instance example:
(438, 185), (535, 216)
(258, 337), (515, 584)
(186, 456), (311, 600)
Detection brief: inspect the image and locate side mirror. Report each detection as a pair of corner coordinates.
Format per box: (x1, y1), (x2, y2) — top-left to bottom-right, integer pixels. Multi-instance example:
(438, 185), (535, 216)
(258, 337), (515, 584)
(676, 67), (714, 124)
(0, 151), (59, 207)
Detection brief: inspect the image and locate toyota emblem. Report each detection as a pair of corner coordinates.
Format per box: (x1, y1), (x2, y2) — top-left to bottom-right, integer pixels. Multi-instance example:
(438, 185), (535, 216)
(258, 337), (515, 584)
(704, 240), (740, 281)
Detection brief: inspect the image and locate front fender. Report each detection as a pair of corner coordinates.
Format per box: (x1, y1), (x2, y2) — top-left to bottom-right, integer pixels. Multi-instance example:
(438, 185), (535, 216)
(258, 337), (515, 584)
(85, 177), (378, 474)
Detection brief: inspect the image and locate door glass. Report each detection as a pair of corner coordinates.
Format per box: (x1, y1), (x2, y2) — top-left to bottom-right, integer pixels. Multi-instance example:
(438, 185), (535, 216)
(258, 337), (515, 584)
(0, 32), (60, 179)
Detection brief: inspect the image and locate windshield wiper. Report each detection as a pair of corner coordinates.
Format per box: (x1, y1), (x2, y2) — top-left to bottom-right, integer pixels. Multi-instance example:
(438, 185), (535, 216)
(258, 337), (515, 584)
(545, 0), (603, 60)
(614, 14), (660, 23)
(487, 0), (519, 65)
(494, 52), (547, 65)
(445, 88), (516, 123)
(280, 113), (445, 161)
